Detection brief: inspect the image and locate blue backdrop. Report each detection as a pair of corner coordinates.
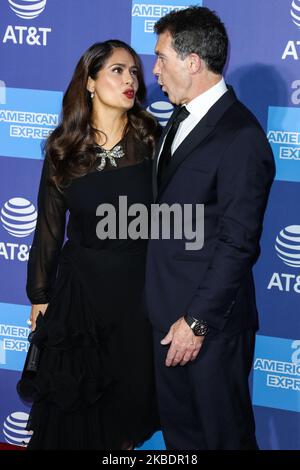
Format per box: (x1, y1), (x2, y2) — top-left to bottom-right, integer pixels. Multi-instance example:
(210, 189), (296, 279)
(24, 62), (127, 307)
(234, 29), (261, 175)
(0, 0), (299, 450)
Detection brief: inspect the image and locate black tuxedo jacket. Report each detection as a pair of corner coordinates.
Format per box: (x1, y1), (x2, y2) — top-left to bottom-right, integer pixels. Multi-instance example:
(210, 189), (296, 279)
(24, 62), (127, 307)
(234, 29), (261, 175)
(145, 86), (275, 335)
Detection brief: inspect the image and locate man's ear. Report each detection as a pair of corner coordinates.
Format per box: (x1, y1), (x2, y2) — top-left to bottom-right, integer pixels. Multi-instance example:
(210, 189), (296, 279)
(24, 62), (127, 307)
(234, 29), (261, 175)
(187, 53), (203, 74)
(86, 76), (95, 93)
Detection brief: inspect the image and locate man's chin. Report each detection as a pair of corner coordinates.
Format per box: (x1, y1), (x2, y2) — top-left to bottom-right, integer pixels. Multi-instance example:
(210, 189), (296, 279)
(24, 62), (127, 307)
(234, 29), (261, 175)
(168, 95), (179, 106)
(161, 88), (171, 100)
(160, 87), (177, 105)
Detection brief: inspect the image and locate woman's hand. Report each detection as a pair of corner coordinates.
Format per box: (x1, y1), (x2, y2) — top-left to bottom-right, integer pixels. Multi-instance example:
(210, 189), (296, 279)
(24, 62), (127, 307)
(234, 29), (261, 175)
(29, 304), (48, 331)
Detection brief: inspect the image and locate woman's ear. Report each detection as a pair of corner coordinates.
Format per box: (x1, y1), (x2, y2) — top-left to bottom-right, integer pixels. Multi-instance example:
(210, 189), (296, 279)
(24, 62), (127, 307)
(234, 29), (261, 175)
(86, 76), (95, 93)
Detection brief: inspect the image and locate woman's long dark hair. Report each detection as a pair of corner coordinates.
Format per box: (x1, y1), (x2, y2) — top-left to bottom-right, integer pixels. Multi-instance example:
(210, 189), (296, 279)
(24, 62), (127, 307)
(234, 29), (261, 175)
(45, 40), (159, 188)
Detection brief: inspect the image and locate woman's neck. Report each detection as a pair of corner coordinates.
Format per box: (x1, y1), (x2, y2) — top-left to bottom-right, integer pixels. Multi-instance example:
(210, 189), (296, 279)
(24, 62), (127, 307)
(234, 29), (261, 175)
(92, 107), (128, 150)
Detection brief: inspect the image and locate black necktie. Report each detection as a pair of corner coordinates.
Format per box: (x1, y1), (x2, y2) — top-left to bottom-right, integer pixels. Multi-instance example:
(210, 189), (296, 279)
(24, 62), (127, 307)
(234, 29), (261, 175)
(157, 106), (190, 187)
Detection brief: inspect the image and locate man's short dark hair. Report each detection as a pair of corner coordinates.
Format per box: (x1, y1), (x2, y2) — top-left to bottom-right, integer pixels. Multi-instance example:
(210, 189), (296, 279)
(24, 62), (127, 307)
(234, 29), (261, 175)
(154, 6), (228, 75)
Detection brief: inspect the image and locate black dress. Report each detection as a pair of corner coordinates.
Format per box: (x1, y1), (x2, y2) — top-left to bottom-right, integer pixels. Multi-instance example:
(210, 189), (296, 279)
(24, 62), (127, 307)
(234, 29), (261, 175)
(17, 135), (160, 450)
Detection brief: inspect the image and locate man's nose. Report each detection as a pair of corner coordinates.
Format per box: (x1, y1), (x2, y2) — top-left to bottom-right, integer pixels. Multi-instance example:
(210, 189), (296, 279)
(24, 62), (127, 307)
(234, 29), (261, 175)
(153, 59), (160, 76)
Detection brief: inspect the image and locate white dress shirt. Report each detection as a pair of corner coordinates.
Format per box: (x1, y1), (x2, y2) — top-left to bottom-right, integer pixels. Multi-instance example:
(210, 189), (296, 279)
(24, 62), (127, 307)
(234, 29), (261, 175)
(157, 77), (228, 166)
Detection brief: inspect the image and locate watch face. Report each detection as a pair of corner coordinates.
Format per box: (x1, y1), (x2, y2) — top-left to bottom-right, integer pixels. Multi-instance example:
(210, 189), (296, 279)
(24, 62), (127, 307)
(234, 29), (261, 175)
(193, 320), (209, 336)
(184, 315), (209, 336)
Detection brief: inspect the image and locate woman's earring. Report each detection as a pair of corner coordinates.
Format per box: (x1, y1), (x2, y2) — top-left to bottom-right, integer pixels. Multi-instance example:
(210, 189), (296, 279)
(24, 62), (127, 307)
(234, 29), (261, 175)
(90, 91), (94, 99)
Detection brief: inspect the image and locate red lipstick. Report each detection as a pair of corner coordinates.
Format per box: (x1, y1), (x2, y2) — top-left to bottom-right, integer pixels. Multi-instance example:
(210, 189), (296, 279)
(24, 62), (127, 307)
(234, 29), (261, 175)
(123, 89), (134, 99)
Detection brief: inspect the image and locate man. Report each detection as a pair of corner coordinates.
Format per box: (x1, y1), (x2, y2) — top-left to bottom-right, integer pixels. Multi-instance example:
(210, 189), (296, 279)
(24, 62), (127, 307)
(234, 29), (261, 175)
(145, 6), (275, 450)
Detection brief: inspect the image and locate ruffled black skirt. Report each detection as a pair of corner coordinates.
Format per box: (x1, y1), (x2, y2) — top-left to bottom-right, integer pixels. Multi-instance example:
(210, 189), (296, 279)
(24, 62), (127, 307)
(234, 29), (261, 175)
(17, 241), (159, 450)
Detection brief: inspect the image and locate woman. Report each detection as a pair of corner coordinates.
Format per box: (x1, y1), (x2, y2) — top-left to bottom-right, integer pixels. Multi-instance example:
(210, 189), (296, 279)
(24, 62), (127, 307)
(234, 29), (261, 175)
(17, 40), (160, 450)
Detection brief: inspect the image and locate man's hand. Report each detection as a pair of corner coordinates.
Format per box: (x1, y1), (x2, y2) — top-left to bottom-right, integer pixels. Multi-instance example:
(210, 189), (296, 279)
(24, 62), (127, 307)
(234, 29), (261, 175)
(161, 316), (205, 367)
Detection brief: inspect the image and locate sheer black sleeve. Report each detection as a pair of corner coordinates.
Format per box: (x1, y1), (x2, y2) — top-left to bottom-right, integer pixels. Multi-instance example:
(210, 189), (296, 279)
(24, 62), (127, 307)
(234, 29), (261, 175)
(26, 157), (67, 304)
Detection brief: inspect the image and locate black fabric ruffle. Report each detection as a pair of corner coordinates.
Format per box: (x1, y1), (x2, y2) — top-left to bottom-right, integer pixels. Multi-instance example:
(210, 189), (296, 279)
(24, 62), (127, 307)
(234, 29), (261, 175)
(17, 312), (114, 413)
(17, 242), (160, 449)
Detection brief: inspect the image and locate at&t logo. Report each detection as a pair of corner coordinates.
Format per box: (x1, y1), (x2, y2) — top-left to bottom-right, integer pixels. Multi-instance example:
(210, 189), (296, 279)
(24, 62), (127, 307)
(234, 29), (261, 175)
(282, 0), (300, 60)
(3, 0), (51, 46)
(1, 197), (37, 238)
(3, 411), (32, 446)
(291, 0), (300, 27)
(275, 225), (300, 267)
(0, 197), (36, 262)
(8, 0), (47, 19)
(268, 225), (300, 293)
(147, 101), (174, 127)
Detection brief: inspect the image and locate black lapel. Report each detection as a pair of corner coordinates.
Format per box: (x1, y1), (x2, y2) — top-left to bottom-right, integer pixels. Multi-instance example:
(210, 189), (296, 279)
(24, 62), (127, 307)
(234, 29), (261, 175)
(152, 106), (181, 201)
(156, 86), (238, 200)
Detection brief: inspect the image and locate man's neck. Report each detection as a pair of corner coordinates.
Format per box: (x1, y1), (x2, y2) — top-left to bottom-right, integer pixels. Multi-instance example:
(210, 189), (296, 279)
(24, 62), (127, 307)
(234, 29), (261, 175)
(183, 72), (223, 104)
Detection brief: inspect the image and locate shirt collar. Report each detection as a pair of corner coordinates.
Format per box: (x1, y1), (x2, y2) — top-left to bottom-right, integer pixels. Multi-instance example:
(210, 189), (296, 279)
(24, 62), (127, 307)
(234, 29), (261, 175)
(185, 77), (227, 119)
